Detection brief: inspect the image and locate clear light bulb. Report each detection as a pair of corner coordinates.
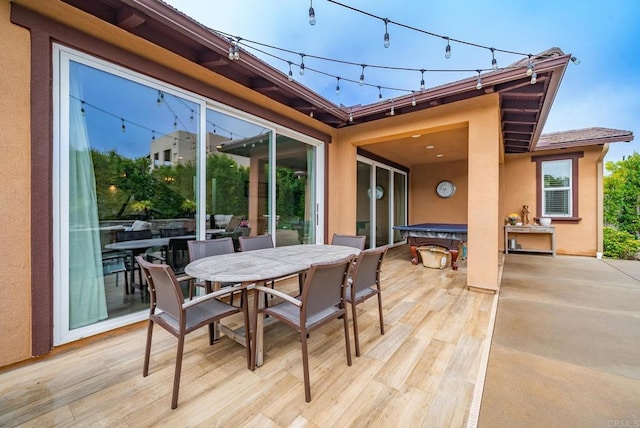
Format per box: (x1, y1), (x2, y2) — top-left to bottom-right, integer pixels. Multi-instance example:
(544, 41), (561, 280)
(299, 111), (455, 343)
(476, 76), (482, 90)
(445, 42), (451, 59)
(492, 57), (498, 70)
(228, 45), (234, 60)
(420, 78), (425, 91)
(288, 70), (293, 81)
(300, 63), (305, 76)
(530, 71), (537, 85)
(526, 63), (533, 77)
(384, 32), (390, 48)
(359, 73), (364, 86)
(309, 7), (316, 25)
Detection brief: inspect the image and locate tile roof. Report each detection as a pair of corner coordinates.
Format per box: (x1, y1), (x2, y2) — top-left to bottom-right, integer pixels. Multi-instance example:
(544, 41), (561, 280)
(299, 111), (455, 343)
(535, 127), (634, 150)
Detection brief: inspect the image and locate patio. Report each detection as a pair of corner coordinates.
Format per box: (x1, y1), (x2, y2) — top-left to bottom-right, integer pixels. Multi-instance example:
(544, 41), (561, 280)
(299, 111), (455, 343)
(0, 245), (495, 426)
(2, 247), (639, 427)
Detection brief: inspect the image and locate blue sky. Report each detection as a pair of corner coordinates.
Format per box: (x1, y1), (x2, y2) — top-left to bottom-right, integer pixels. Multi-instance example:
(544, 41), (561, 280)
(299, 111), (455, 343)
(164, 0), (639, 164)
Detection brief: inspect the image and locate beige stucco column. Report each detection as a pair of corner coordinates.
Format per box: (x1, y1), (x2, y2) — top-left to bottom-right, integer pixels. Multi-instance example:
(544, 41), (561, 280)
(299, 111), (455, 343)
(466, 101), (501, 293)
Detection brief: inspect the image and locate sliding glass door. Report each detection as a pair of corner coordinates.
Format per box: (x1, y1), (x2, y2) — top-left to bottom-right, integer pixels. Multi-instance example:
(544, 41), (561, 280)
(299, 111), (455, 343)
(54, 45), (323, 344)
(356, 156), (407, 248)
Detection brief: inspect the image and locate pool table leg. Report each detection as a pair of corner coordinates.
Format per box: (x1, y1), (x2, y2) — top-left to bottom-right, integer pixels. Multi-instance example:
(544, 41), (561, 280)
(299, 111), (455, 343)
(450, 249), (459, 270)
(409, 245), (419, 265)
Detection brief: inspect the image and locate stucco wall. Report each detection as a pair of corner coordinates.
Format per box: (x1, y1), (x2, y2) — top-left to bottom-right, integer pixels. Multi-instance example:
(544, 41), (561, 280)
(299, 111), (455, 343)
(503, 146), (604, 256)
(410, 160), (468, 224)
(0, 0), (32, 367)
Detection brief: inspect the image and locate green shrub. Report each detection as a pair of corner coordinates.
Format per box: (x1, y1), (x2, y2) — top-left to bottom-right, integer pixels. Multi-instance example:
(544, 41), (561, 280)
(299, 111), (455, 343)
(603, 227), (640, 259)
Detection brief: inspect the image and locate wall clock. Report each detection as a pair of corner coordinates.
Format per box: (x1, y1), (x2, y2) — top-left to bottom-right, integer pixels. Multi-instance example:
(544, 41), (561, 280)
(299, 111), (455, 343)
(436, 180), (456, 198)
(367, 185), (384, 200)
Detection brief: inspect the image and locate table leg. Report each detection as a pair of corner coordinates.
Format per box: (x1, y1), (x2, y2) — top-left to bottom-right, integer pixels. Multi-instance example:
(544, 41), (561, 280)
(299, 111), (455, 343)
(205, 281), (221, 344)
(255, 286), (265, 367)
(409, 245), (419, 265)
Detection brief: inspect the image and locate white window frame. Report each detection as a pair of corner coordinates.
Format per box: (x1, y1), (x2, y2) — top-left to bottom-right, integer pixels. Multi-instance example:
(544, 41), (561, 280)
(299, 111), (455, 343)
(541, 159), (572, 217)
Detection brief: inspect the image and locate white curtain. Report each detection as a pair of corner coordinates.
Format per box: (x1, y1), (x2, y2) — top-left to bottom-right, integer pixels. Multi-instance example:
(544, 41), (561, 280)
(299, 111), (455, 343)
(68, 74), (108, 329)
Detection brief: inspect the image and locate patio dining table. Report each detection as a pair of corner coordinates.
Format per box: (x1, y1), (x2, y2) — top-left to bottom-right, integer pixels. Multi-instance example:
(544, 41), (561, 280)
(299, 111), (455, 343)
(184, 244), (360, 367)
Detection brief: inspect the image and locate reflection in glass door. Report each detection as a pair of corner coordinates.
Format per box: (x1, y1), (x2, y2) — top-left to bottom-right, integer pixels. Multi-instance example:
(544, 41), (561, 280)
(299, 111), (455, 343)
(356, 156), (407, 248)
(274, 134), (317, 246)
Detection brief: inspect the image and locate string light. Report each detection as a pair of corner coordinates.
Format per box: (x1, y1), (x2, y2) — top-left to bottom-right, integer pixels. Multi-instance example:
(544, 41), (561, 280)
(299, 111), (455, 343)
(173, 115), (178, 129)
(349, 111), (353, 122)
(287, 61), (293, 81)
(411, 91), (416, 107)
(308, 0), (316, 25)
(156, 90), (164, 105)
(378, 86), (383, 100)
(526, 55), (533, 77)
(233, 38), (241, 60)
(359, 64), (365, 86)
(570, 56), (581, 65)
(121, 118), (126, 133)
(228, 38), (234, 60)
(335, 77), (341, 95)
(81, 101), (85, 116)
(491, 48), (498, 70)
(419, 69), (425, 91)
(475, 70), (482, 90)
(530, 70), (537, 85)
(383, 18), (390, 48)
(445, 37), (452, 59)
(299, 53), (305, 75)
(152, 130), (156, 141)
(190, 109), (194, 122)
(389, 100), (395, 116)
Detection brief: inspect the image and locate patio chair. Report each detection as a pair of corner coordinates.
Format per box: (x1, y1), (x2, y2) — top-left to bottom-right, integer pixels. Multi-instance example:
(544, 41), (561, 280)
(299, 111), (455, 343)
(346, 246), (388, 357)
(159, 227), (188, 238)
(331, 233), (366, 250)
(116, 229), (153, 293)
(136, 255), (251, 410)
(251, 254), (354, 402)
(187, 238), (240, 303)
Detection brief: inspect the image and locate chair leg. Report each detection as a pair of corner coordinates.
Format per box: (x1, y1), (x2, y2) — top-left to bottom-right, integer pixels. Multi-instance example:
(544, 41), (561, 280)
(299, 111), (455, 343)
(352, 302), (361, 357)
(143, 320), (154, 377)
(342, 309), (352, 366)
(377, 292), (385, 335)
(171, 335), (186, 410)
(300, 328), (312, 402)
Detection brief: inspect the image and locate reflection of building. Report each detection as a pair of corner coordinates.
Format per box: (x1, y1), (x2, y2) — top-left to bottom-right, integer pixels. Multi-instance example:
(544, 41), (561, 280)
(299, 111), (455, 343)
(150, 130), (229, 168)
(150, 130), (249, 168)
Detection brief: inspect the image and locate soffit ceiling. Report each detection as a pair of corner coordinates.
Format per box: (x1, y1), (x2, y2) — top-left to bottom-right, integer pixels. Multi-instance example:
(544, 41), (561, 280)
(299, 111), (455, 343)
(60, 0), (570, 165)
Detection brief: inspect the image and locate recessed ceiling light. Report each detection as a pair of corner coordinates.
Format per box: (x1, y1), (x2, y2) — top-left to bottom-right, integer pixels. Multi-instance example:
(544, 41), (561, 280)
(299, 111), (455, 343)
(436, 153), (444, 157)
(412, 134), (422, 138)
(426, 145), (435, 149)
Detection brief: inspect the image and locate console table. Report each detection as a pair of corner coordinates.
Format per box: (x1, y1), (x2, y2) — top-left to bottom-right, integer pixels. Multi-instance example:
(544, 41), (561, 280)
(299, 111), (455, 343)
(504, 225), (556, 257)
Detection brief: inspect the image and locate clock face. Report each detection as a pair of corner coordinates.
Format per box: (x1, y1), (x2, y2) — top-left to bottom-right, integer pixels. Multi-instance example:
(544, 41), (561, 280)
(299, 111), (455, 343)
(436, 180), (456, 198)
(367, 185), (384, 200)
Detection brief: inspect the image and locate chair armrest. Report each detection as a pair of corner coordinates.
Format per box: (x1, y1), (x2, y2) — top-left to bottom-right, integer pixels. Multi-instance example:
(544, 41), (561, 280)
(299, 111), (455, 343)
(255, 285), (302, 307)
(182, 283), (250, 309)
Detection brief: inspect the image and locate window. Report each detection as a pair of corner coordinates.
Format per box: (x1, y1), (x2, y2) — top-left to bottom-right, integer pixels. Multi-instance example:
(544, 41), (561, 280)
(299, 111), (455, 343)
(532, 152), (583, 222)
(542, 159), (571, 216)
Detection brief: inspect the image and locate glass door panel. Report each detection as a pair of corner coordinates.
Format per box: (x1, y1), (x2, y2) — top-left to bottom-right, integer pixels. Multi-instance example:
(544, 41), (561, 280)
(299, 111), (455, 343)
(393, 172), (407, 243)
(274, 135), (316, 246)
(357, 161), (373, 248)
(60, 54), (201, 342)
(205, 108), (270, 249)
(375, 168), (390, 247)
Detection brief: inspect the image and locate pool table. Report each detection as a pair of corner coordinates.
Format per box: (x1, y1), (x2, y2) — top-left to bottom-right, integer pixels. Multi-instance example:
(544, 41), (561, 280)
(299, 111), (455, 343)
(393, 223), (468, 270)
